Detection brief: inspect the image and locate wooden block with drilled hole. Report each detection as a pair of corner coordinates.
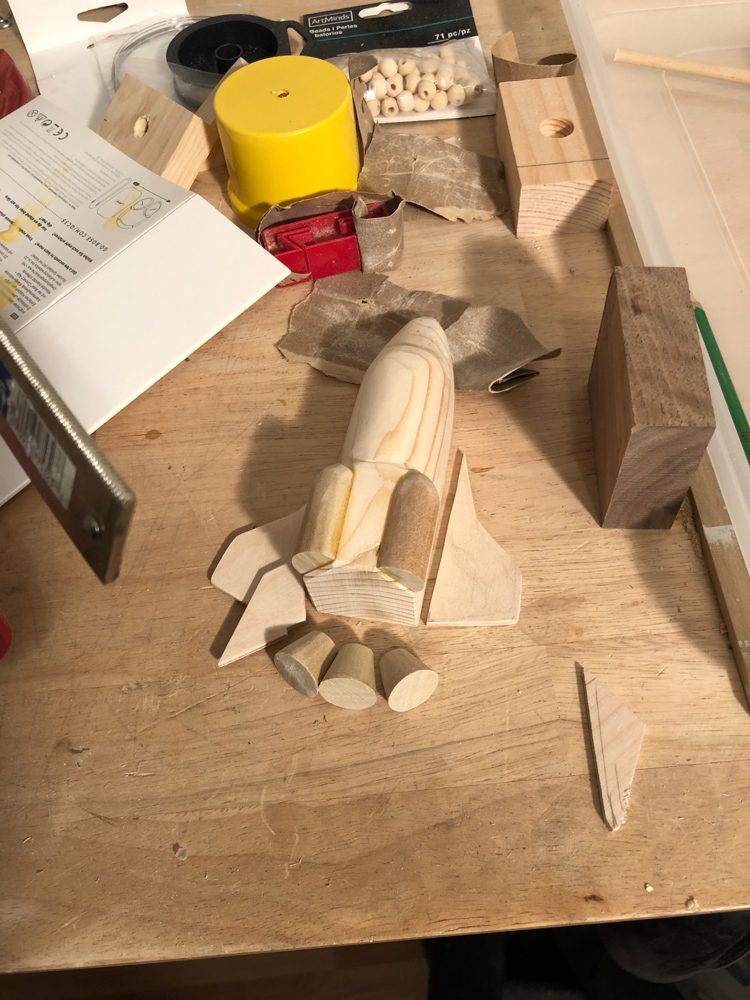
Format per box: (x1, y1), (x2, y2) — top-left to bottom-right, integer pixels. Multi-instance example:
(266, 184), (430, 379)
(495, 72), (614, 237)
(588, 267), (715, 529)
(97, 74), (218, 188)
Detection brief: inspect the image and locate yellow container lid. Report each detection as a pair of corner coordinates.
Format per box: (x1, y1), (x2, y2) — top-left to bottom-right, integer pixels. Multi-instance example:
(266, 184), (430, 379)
(214, 55), (353, 138)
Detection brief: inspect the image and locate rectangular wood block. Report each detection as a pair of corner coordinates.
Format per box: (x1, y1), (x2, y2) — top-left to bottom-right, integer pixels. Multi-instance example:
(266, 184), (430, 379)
(97, 74), (218, 188)
(588, 267), (715, 528)
(495, 73), (614, 237)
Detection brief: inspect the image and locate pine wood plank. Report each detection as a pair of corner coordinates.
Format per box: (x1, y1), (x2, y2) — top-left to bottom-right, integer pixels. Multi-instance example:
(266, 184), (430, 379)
(218, 563), (307, 666)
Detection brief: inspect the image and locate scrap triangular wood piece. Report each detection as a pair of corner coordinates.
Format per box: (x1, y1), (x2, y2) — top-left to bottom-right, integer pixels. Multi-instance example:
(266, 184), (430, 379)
(583, 668), (645, 831)
(427, 451), (521, 625)
(212, 507), (306, 603)
(218, 563), (306, 667)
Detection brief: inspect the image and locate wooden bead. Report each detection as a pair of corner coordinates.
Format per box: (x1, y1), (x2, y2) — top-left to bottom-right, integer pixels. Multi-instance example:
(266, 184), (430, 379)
(365, 97), (381, 118)
(380, 96), (399, 117)
(416, 78), (436, 101)
(397, 58), (416, 76)
(438, 45), (455, 62)
(379, 648), (438, 713)
(396, 90), (415, 113)
(463, 78), (482, 101)
(457, 57), (468, 67)
(435, 64), (455, 90)
(412, 95), (430, 113)
(379, 56), (398, 78)
(319, 644), (377, 710)
(385, 74), (403, 96)
(274, 630), (336, 697)
(454, 68), (470, 86)
(420, 57), (439, 75)
(404, 70), (421, 93)
(447, 84), (465, 107)
(360, 67), (375, 83)
(429, 90), (448, 110)
(371, 76), (387, 100)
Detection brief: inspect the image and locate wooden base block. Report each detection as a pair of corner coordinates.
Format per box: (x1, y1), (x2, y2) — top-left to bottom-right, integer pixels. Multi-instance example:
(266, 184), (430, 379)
(495, 72), (614, 237)
(97, 74), (218, 189)
(319, 644), (377, 710)
(274, 630), (336, 697)
(379, 648), (438, 712)
(304, 564), (423, 627)
(588, 267), (715, 529)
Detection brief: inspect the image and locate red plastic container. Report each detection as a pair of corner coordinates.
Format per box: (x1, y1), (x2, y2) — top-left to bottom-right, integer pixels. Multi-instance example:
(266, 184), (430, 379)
(260, 202), (389, 284)
(0, 50), (32, 120)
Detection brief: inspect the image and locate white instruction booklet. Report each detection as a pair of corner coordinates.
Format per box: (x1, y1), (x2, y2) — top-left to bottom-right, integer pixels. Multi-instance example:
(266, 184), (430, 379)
(0, 97), (288, 505)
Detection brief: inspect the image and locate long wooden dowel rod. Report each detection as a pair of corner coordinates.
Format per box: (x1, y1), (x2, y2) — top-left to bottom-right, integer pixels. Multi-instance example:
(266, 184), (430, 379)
(614, 49), (750, 85)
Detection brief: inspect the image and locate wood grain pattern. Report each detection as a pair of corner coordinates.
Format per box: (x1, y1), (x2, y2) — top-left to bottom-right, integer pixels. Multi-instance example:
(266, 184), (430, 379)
(427, 451), (521, 626)
(588, 267), (715, 528)
(495, 72), (614, 236)
(1, 0), (750, 976)
(218, 563), (307, 666)
(212, 507), (305, 603)
(97, 75), (218, 189)
(583, 668), (645, 831)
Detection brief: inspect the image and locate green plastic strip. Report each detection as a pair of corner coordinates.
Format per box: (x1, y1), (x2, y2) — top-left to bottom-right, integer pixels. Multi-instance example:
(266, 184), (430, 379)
(694, 305), (750, 465)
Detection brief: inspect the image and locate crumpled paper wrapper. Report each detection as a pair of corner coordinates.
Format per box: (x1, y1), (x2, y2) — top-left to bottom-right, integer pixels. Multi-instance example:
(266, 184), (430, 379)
(359, 128), (510, 223)
(276, 272), (560, 392)
(257, 191), (404, 283)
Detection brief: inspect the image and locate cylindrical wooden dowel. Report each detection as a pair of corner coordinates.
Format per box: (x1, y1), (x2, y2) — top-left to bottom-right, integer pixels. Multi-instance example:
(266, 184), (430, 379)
(377, 470), (440, 592)
(292, 463), (353, 574)
(379, 648), (438, 712)
(614, 49), (750, 86)
(273, 630), (336, 697)
(318, 643), (377, 710)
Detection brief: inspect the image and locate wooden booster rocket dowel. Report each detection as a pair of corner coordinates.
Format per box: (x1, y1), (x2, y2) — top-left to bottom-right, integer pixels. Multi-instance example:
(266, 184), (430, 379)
(379, 648), (438, 712)
(318, 643), (377, 709)
(292, 464), (353, 574)
(614, 49), (750, 86)
(377, 470), (440, 592)
(273, 630), (336, 697)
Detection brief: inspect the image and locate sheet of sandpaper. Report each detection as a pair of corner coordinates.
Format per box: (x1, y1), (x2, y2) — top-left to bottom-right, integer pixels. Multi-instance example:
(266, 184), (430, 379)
(276, 272), (560, 392)
(358, 127), (510, 223)
(257, 191), (404, 283)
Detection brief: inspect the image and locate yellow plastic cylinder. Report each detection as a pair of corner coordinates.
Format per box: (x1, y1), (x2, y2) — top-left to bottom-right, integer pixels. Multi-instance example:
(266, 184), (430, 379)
(213, 56), (361, 227)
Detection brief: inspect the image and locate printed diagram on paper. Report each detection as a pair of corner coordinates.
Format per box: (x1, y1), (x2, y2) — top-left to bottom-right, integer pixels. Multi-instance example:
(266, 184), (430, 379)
(0, 101), (189, 332)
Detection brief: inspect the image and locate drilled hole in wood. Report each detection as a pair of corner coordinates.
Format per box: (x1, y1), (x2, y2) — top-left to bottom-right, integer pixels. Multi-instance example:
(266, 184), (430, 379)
(133, 115), (149, 138)
(540, 117), (575, 138)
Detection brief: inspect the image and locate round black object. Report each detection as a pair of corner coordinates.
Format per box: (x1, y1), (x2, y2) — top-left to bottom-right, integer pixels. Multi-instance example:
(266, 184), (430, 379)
(166, 15), (311, 108)
(167, 15), (288, 76)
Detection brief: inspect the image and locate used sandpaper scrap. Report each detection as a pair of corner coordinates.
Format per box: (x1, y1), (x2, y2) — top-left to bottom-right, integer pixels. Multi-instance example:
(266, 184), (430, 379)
(359, 127), (510, 223)
(276, 272), (560, 392)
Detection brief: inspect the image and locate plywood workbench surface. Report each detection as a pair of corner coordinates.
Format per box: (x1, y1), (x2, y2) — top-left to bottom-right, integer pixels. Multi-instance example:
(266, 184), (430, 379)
(1, 0), (749, 975)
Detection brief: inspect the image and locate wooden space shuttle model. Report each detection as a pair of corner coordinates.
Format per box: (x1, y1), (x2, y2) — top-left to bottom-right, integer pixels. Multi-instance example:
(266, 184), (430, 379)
(292, 317), (455, 626)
